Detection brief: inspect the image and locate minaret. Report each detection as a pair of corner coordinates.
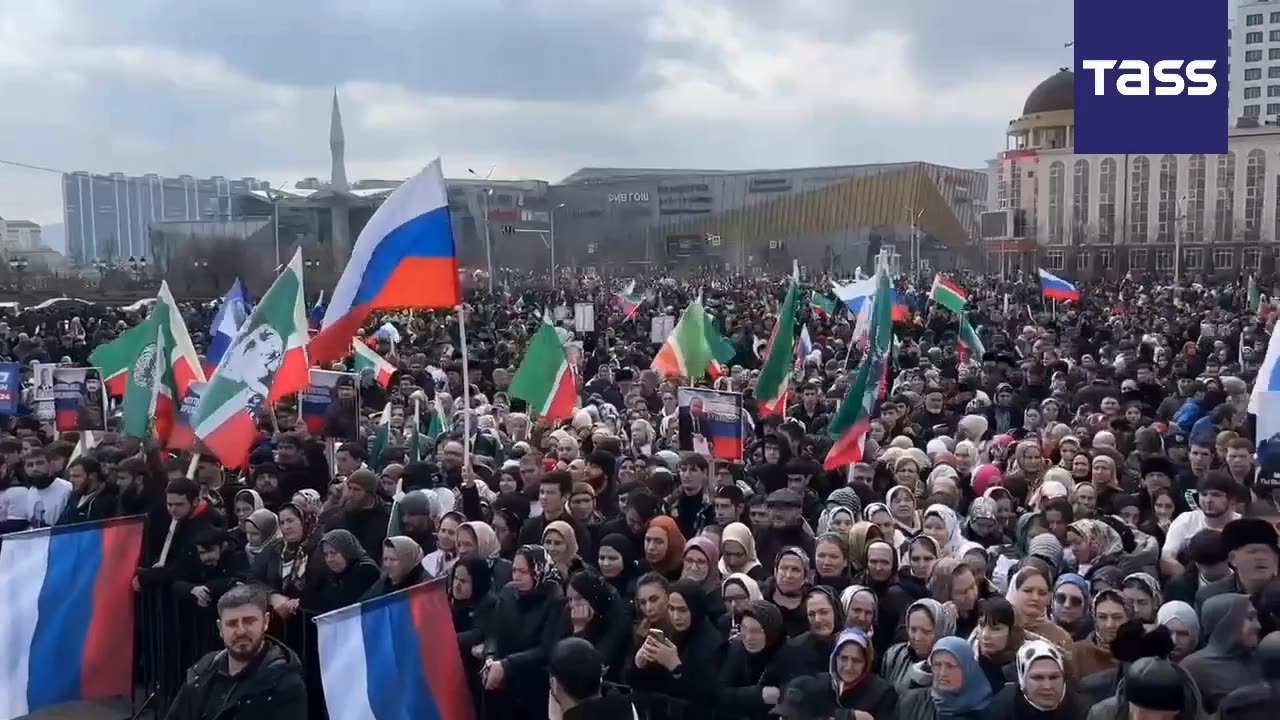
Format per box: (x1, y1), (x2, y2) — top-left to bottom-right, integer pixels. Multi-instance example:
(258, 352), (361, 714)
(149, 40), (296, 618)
(329, 89), (349, 192)
(328, 88), (352, 267)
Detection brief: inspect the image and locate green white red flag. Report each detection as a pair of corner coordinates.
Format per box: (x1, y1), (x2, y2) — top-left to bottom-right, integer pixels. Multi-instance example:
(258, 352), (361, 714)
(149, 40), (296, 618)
(651, 295), (714, 380)
(929, 274), (968, 313)
(958, 312), (985, 359)
(756, 273), (801, 416)
(824, 270), (892, 470)
(509, 312), (577, 421)
(120, 282), (206, 443)
(194, 249), (311, 467)
(615, 280), (643, 320)
(89, 320), (155, 396)
(352, 339), (396, 387)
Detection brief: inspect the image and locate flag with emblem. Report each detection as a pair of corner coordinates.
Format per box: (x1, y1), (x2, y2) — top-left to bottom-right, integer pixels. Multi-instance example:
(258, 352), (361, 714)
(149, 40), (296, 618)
(809, 290), (836, 318)
(194, 249), (310, 467)
(120, 283), (206, 442)
(89, 321), (154, 396)
(704, 315), (736, 379)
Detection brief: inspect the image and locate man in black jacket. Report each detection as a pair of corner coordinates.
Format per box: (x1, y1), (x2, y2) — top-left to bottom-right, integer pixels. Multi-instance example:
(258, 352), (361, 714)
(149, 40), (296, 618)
(58, 456), (119, 524)
(164, 585), (306, 720)
(549, 637), (636, 720)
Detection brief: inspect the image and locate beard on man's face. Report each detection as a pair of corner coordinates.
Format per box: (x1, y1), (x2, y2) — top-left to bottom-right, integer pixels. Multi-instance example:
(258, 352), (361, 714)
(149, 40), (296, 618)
(226, 633), (264, 663)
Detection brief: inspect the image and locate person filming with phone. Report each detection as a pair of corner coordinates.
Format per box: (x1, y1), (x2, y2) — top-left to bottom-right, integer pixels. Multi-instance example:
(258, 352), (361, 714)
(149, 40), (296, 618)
(625, 578), (725, 719)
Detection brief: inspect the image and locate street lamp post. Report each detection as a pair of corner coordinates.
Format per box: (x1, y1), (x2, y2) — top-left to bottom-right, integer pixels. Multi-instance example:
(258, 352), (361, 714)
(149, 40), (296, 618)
(468, 167), (497, 293)
(550, 202), (565, 289)
(1174, 194), (1188, 289)
(8, 257), (27, 291)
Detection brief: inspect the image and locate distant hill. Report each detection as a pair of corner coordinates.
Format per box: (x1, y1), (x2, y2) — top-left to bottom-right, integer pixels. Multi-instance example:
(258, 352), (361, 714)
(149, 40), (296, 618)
(41, 223), (65, 253)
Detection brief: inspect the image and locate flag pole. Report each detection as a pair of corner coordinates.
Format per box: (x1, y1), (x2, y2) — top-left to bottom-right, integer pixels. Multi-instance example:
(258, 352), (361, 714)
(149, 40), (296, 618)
(413, 395), (421, 463)
(458, 306), (472, 472)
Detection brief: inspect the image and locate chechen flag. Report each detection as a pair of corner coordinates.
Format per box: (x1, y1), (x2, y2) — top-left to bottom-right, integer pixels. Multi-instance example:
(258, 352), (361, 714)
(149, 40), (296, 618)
(119, 283), (206, 445)
(652, 294), (723, 381)
(756, 277), (801, 416)
(88, 321), (153, 396)
(508, 312), (577, 421)
(929, 274), (967, 313)
(310, 158), (460, 364)
(193, 250), (310, 467)
(825, 270), (893, 470)
(351, 339), (396, 388)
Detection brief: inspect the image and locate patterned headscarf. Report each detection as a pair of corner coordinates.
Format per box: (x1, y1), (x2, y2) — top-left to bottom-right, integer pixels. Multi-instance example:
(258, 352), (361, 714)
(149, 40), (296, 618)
(968, 496), (998, 523)
(1016, 639), (1067, 711)
(516, 544), (561, 592)
(1068, 519), (1124, 559)
(906, 598), (958, 640)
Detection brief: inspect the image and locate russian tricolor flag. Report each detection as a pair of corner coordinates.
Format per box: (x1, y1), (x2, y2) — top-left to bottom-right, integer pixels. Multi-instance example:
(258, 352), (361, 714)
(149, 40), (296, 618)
(310, 159), (461, 364)
(832, 278), (910, 322)
(1038, 268), (1080, 302)
(205, 277), (252, 375)
(0, 517), (145, 720)
(315, 579), (473, 720)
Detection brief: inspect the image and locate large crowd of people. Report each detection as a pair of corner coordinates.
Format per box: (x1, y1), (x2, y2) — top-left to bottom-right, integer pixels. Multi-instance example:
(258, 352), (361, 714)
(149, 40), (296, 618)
(2, 267), (1279, 720)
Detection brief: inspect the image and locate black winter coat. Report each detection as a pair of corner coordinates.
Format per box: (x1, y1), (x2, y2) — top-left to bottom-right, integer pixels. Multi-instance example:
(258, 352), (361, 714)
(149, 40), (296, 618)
(163, 637), (306, 720)
(57, 484), (120, 525)
(717, 639), (789, 720)
(624, 620), (725, 719)
(483, 583), (572, 720)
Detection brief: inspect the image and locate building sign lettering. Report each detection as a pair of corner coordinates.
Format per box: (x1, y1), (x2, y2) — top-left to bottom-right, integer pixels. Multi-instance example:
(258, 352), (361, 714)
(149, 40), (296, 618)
(608, 192), (650, 204)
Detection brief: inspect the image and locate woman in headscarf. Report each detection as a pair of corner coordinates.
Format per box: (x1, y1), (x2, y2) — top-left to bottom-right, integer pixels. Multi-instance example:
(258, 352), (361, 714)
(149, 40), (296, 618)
(1119, 572), (1161, 625)
(922, 505), (963, 559)
(230, 488), (265, 548)
(989, 639), (1080, 720)
(242, 508), (283, 565)
(818, 628), (899, 717)
(625, 579), (725, 719)
(566, 570), (631, 681)
(1156, 601), (1200, 663)
(1008, 564), (1075, 655)
(597, 533), (641, 600)
(840, 584), (887, 662)
(859, 539), (913, 646)
(458, 520), (513, 588)
(846, 521), (885, 576)
(253, 498), (323, 623)
(1073, 589), (1133, 679)
(718, 600), (789, 720)
(644, 515), (687, 580)
(929, 558), (982, 638)
(1181, 593), (1264, 713)
(720, 573), (764, 638)
(990, 512), (1045, 595)
(450, 556), (496, 711)
(887, 485), (923, 541)
(900, 536), (940, 600)
(542, 520), (585, 581)
(965, 497), (1007, 548)
(305, 529), (382, 614)
(481, 545), (571, 720)
(764, 546), (812, 637)
(817, 487), (861, 536)
(813, 531), (854, 594)
(360, 535), (427, 600)
(970, 597), (1035, 694)
(899, 636), (995, 720)
(774, 586), (845, 677)
(682, 536), (725, 621)
(1052, 573), (1094, 641)
(883, 599), (959, 691)
(865, 502), (901, 552)
(719, 521), (766, 581)
(1066, 519), (1126, 592)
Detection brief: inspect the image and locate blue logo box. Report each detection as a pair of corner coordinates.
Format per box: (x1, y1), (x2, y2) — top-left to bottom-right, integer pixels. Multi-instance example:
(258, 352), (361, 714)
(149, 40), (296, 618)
(1074, 0), (1228, 154)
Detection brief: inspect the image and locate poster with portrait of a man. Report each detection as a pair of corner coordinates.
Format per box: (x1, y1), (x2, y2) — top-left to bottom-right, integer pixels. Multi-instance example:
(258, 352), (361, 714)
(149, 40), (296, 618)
(676, 387), (744, 461)
(52, 367), (108, 432)
(301, 370), (361, 441)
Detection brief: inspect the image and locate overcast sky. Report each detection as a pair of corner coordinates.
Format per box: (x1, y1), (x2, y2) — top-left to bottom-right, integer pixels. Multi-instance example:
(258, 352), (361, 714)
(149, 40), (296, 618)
(0, 0), (1071, 232)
